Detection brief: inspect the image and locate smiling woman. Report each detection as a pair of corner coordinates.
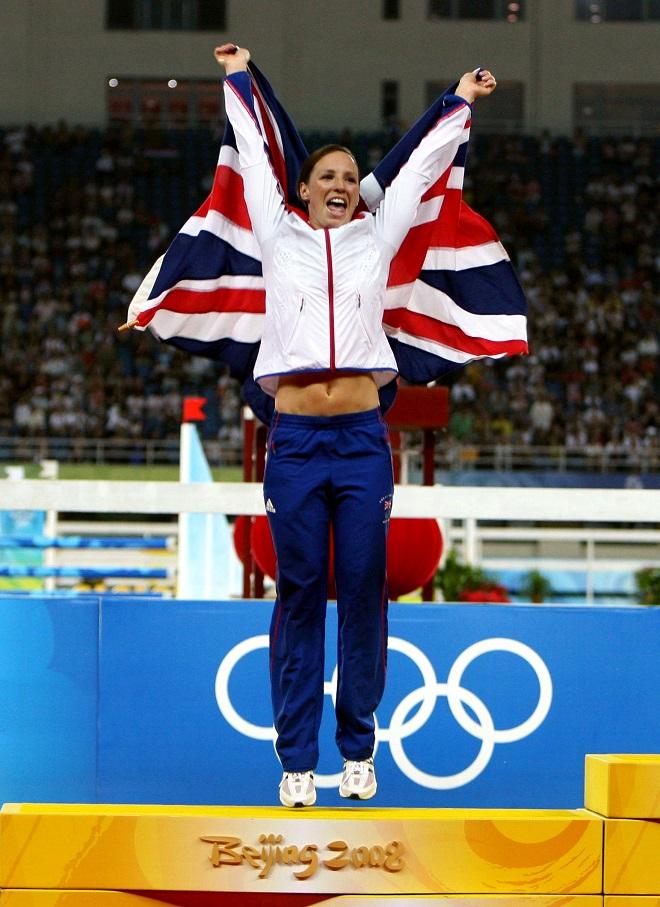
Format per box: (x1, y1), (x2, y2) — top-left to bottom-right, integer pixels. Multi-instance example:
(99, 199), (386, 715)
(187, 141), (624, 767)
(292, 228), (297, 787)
(297, 145), (361, 228)
(213, 42), (497, 810)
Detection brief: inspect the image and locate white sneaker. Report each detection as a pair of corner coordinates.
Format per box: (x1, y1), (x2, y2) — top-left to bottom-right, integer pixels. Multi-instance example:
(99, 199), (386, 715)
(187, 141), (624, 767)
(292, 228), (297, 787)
(339, 757), (377, 800)
(279, 771), (316, 808)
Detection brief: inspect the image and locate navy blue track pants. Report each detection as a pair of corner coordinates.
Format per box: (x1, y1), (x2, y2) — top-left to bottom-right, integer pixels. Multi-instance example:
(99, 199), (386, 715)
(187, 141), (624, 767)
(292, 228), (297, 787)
(263, 407), (394, 772)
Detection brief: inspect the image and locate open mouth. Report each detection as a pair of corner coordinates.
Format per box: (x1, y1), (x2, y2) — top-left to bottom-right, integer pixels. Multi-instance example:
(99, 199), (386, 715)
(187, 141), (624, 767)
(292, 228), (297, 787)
(326, 196), (348, 215)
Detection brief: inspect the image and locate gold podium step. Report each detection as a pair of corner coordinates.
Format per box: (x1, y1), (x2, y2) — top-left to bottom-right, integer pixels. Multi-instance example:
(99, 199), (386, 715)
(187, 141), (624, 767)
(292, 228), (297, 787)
(0, 894), (607, 906)
(604, 900), (660, 907)
(585, 753), (660, 896)
(585, 754), (660, 819)
(3, 755), (658, 903)
(603, 818), (660, 895)
(0, 804), (602, 898)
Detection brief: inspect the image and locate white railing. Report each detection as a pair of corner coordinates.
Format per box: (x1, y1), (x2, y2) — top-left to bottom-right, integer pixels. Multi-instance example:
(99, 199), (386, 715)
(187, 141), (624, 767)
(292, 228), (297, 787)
(2, 481), (658, 603)
(1, 435), (658, 473)
(1, 480), (659, 521)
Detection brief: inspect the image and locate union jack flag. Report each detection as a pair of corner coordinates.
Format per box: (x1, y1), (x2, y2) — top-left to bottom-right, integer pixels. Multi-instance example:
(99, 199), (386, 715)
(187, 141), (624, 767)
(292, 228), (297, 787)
(127, 63), (527, 424)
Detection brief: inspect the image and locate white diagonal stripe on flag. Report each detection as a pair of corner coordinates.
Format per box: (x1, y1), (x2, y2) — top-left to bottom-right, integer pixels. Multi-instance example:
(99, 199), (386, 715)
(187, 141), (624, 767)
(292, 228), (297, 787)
(383, 327), (493, 363)
(423, 240), (509, 271)
(180, 210), (262, 260)
(412, 195), (445, 227)
(405, 282), (528, 341)
(149, 309), (265, 344)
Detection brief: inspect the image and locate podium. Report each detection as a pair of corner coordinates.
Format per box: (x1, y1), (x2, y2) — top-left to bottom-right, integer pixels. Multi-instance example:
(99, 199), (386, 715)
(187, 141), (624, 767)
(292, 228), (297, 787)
(585, 754), (660, 899)
(1, 755), (658, 905)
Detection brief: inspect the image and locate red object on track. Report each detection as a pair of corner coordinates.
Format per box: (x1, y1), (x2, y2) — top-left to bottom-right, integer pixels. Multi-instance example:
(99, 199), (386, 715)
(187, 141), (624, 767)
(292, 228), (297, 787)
(233, 515), (443, 601)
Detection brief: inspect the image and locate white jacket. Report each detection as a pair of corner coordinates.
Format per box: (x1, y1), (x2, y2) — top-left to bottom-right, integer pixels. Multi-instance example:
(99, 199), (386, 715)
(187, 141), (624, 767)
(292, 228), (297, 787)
(224, 73), (471, 397)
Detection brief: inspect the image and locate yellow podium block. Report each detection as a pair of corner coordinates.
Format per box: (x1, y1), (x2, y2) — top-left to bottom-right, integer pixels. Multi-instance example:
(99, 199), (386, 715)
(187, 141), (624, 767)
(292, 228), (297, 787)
(605, 899), (660, 907)
(0, 895), (606, 906)
(1, 896), (155, 906)
(604, 818), (660, 894)
(0, 804), (603, 896)
(586, 754), (660, 818)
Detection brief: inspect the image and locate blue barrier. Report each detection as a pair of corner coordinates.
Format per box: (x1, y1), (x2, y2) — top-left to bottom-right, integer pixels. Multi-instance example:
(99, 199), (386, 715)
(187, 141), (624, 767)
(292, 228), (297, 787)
(0, 596), (99, 802)
(0, 536), (171, 549)
(0, 589), (165, 598)
(0, 510), (46, 590)
(434, 470), (660, 488)
(1, 595), (658, 809)
(0, 567), (169, 579)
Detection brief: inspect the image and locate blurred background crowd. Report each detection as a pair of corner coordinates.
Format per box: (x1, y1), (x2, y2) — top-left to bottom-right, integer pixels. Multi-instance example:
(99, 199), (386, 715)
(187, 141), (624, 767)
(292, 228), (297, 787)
(0, 119), (657, 465)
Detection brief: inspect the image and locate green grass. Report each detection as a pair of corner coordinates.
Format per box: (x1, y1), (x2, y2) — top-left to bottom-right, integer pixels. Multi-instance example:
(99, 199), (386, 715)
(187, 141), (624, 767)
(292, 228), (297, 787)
(4, 463), (243, 482)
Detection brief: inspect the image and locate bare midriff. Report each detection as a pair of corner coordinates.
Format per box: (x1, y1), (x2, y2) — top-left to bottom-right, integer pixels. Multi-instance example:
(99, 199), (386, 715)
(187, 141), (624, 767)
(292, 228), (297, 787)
(275, 371), (379, 416)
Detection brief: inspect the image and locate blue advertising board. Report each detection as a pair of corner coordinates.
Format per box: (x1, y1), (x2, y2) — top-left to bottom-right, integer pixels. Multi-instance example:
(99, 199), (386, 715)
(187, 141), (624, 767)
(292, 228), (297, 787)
(1, 595), (658, 808)
(0, 596), (98, 801)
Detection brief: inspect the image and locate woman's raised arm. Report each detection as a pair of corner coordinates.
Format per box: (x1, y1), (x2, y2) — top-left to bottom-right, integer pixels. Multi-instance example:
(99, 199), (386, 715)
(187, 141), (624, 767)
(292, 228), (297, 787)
(215, 44), (286, 245)
(214, 43), (251, 74)
(373, 68), (497, 256)
(455, 68), (497, 103)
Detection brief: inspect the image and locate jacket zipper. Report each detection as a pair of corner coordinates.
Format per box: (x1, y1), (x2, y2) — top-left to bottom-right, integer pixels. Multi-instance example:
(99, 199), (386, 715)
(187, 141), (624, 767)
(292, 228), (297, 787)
(324, 228), (336, 371)
(357, 292), (370, 343)
(285, 297), (304, 353)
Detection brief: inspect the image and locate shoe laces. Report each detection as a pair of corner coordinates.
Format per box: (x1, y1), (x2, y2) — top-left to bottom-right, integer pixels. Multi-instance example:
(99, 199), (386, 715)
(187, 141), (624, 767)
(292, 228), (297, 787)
(283, 770), (313, 785)
(344, 758), (373, 776)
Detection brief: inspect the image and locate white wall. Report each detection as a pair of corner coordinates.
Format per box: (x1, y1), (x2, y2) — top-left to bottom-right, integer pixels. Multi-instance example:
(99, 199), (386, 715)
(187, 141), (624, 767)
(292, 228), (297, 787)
(0, 0), (658, 133)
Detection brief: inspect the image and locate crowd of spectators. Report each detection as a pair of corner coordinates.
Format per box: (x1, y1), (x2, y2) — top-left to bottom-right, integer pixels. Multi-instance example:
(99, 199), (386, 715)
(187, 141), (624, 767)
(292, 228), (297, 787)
(0, 120), (657, 469)
(446, 131), (658, 468)
(0, 121), (243, 456)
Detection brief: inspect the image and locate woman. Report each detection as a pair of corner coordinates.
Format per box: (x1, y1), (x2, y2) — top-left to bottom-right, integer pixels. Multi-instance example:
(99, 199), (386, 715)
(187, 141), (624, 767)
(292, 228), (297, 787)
(215, 43), (496, 807)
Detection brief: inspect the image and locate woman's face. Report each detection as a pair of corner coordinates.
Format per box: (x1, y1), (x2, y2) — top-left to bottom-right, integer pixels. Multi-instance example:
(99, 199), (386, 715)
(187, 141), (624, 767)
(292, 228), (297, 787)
(299, 150), (360, 229)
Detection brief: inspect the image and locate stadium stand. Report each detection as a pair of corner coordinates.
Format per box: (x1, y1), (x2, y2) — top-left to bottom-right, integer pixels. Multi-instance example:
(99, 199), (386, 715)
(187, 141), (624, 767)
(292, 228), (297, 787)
(0, 121), (657, 470)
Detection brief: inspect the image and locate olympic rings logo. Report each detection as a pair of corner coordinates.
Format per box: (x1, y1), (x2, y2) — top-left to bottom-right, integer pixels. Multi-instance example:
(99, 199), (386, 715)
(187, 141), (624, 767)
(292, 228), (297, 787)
(215, 635), (552, 790)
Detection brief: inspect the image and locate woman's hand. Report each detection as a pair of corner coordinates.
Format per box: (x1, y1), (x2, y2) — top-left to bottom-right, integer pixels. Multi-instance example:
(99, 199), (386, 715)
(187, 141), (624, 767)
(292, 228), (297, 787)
(455, 69), (497, 104)
(214, 43), (250, 75)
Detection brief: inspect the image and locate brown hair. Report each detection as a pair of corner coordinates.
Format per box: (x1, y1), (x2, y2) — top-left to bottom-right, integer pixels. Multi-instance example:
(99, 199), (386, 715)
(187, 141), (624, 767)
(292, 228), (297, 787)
(296, 144), (359, 203)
